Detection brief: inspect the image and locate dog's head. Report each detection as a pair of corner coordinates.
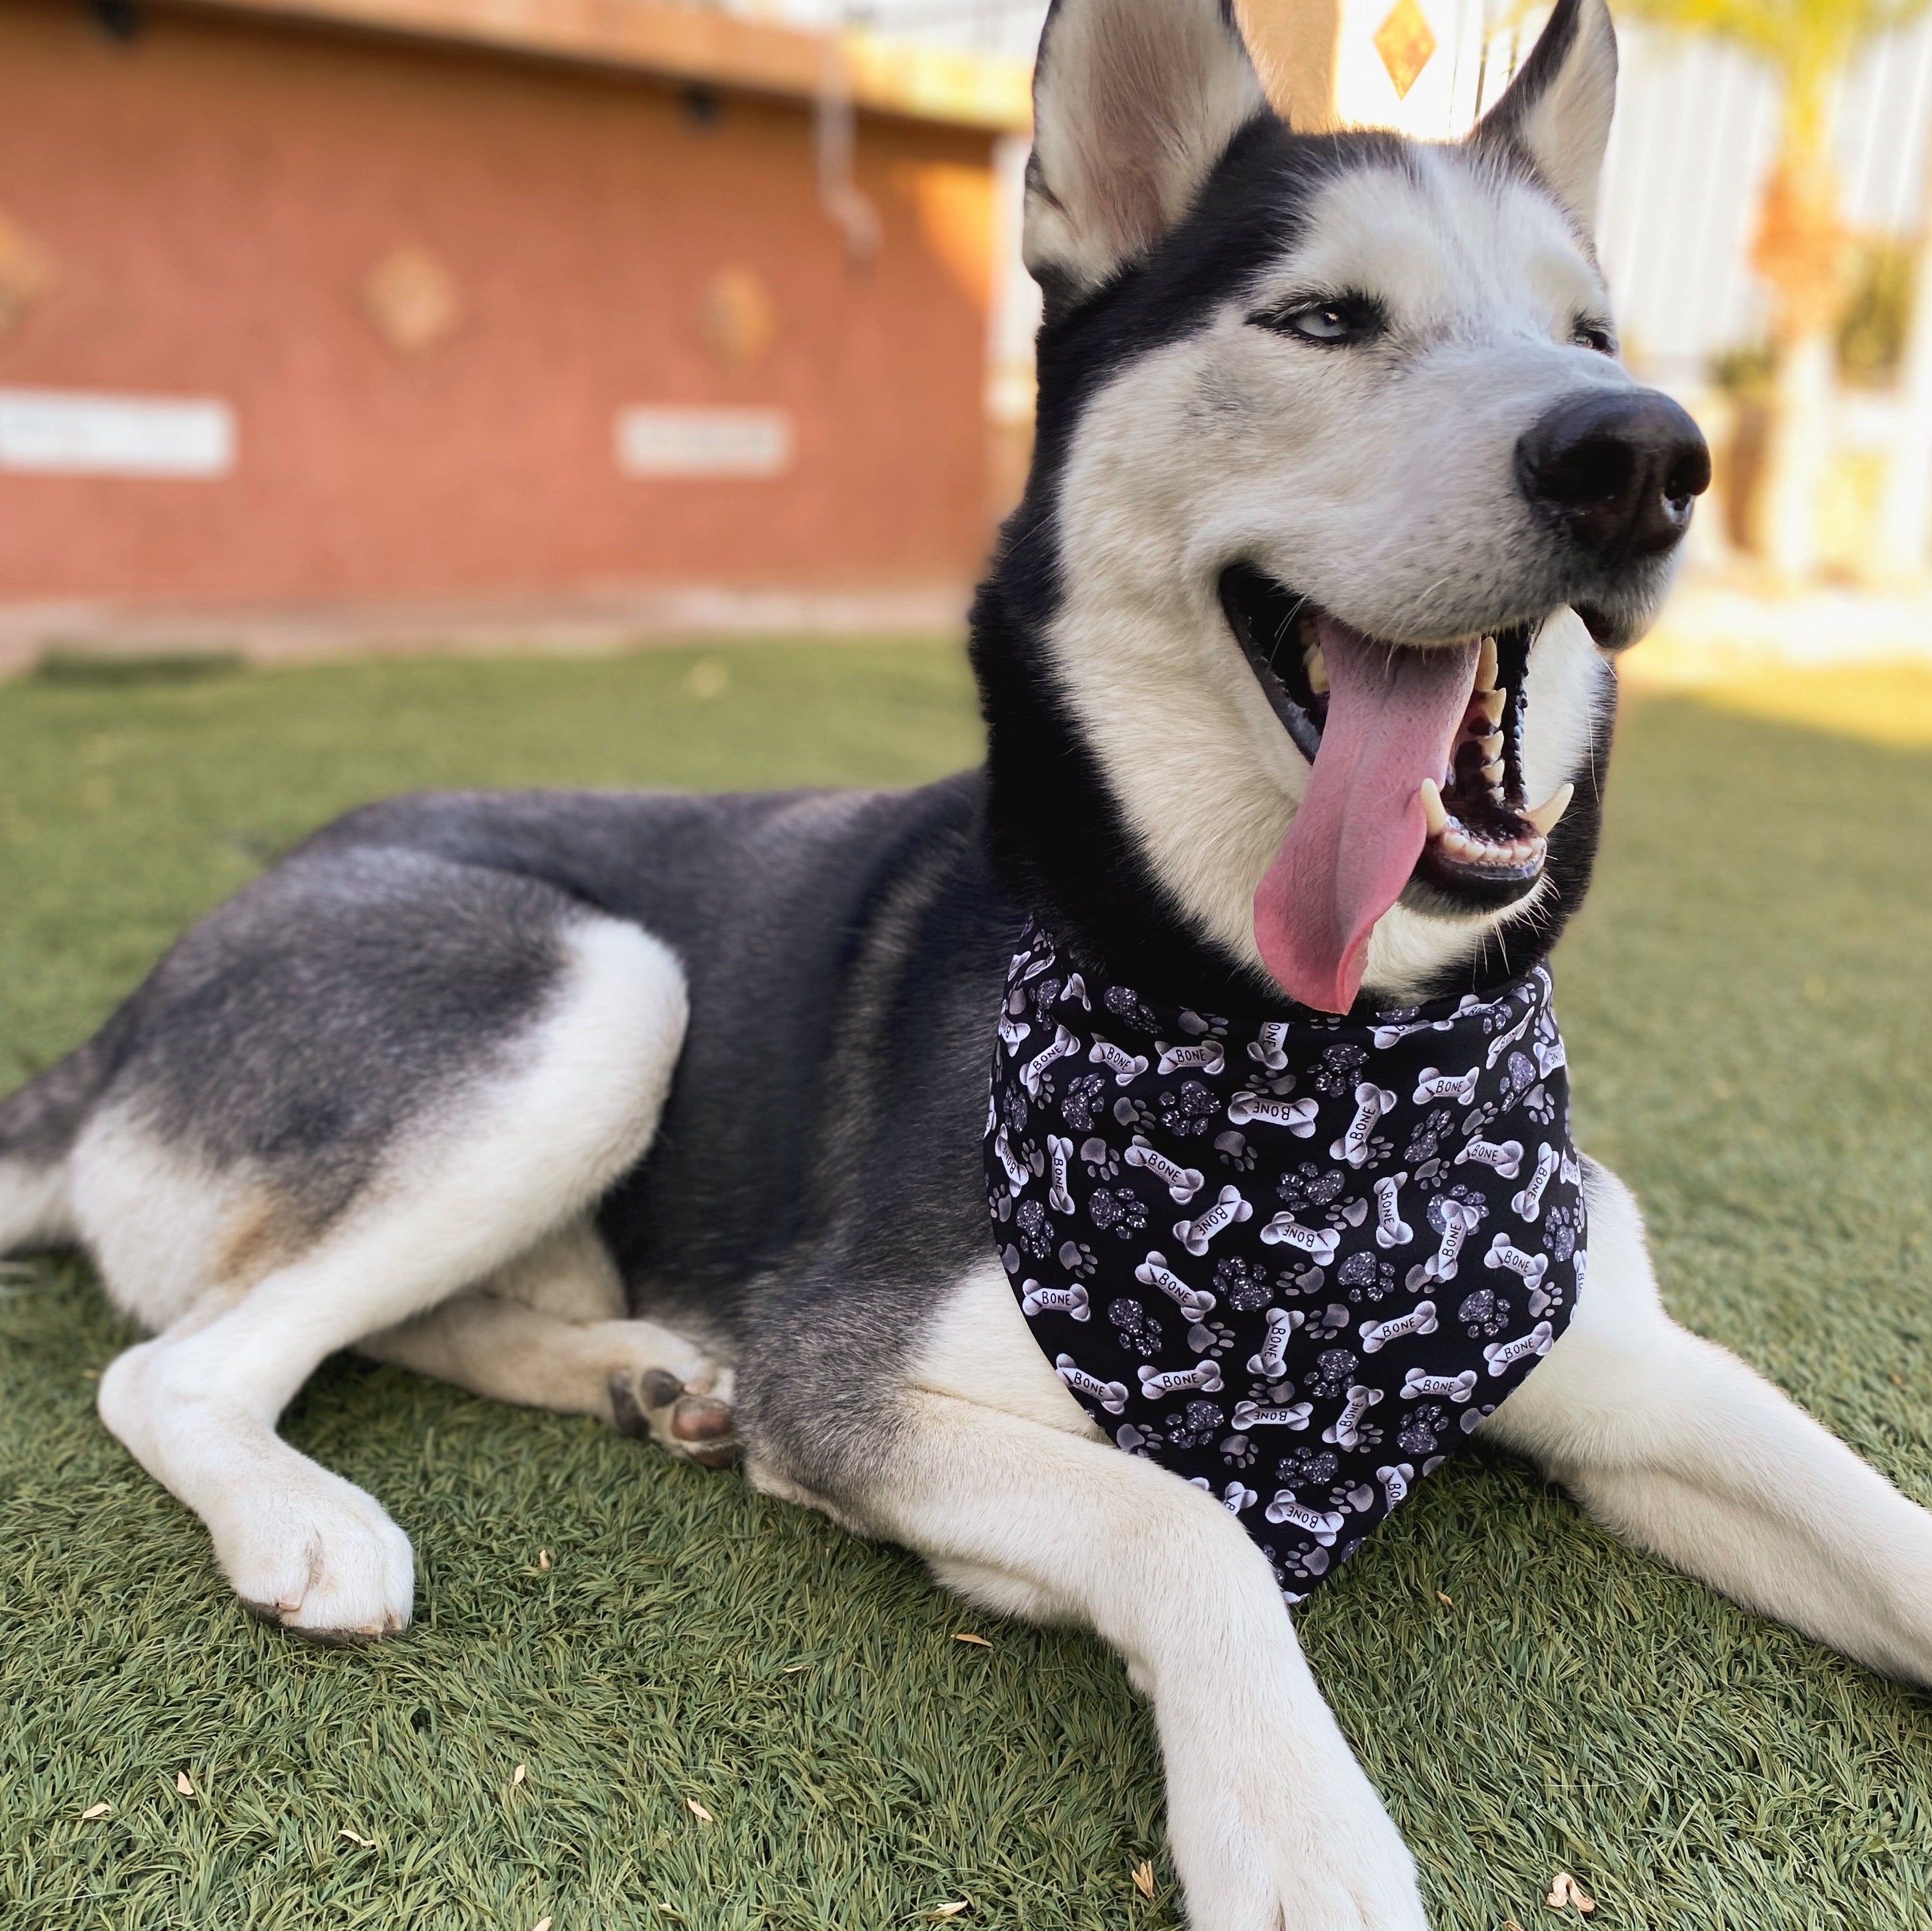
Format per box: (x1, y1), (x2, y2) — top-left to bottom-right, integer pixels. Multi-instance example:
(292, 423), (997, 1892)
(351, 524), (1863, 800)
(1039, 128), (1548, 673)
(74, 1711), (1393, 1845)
(973, 0), (1708, 1013)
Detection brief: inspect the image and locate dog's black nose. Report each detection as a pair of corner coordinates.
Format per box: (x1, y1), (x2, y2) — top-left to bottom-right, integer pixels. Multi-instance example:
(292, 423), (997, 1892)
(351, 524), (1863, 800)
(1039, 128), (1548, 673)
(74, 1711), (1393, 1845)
(1516, 389), (1711, 559)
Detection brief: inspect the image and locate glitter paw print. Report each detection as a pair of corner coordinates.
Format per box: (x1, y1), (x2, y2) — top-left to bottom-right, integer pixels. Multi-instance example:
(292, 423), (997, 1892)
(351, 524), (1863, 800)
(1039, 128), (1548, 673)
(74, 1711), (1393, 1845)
(1339, 1251), (1398, 1305)
(1305, 1348), (1359, 1400)
(1213, 1256), (1272, 1313)
(1164, 1399), (1225, 1450)
(1497, 1050), (1537, 1110)
(1014, 1198), (1055, 1260)
(1456, 1286), (1509, 1338)
(1107, 1298), (1163, 1358)
(1277, 1162), (1346, 1218)
(1103, 984), (1160, 1033)
(1396, 1402), (1450, 1456)
(1157, 1079), (1219, 1138)
(1275, 1446), (1339, 1491)
(1087, 1187), (1147, 1239)
(1059, 1072), (1109, 1134)
(1313, 1043), (1370, 1097)
(1544, 1202), (1579, 1262)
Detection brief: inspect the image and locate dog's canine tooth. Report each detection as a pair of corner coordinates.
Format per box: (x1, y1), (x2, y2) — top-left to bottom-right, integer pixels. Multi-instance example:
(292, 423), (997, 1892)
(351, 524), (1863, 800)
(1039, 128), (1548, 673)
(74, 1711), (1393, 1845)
(1472, 687), (1506, 727)
(1525, 783), (1575, 835)
(1418, 778), (1449, 837)
(1304, 644), (1330, 695)
(1475, 635), (1499, 692)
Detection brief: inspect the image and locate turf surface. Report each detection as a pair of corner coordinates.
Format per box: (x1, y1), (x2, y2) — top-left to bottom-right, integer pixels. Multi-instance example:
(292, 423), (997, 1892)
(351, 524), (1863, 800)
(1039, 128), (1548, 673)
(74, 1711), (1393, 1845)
(0, 641), (1928, 1930)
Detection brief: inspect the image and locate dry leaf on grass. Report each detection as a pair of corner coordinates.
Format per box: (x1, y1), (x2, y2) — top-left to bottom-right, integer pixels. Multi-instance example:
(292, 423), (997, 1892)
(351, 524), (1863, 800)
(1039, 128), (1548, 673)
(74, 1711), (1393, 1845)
(929, 1902), (971, 1918)
(80, 1803), (110, 1821)
(1435, 1591), (1453, 1606)
(513, 1764), (527, 1788)
(175, 1772), (193, 1796)
(1504, 1919), (1525, 1931)
(537, 1550), (551, 1571)
(534, 1918), (553, 1931)
(337, 1828), (376, 1848)
(781, 1663), (812, 1674)
(1131, 1860), (1157, 1900)
(687, 1798), (714, 1823)
(1547, 1872), (1595, 1913)
(952, 1633), (991, 1648)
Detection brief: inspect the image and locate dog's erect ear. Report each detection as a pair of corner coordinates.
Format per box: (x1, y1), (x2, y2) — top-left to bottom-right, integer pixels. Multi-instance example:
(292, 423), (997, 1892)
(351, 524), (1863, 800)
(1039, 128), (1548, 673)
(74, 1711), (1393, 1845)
(1471, 0), (1617, 232)
(1023, 0), (1271, 309)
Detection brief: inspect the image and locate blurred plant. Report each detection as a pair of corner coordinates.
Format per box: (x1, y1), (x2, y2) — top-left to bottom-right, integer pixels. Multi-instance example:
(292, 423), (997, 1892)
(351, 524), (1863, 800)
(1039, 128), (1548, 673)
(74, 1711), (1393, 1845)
(1621, 0), (1931, 575)
(1837, 237), (1917, 387)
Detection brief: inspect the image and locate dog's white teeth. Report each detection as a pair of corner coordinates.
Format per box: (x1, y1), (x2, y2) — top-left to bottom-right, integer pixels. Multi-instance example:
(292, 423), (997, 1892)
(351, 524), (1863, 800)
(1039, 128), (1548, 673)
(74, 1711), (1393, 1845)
(1419, 778), (1449, 837)
(1475, 730), (1503, 761)
(1305, 643), (1330, 696)
(1481, 760), (1506, 791)
(1475, 635), (1499, 693)
(1473, 687), (1505, 727)
(1525, 783), (1574, 835)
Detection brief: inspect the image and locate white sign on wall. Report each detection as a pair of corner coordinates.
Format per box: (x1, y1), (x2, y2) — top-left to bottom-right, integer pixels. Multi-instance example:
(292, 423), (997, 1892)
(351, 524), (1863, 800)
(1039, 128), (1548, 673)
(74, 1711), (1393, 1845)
(0, 388), (235, 478)
(615, 407), (793, 479)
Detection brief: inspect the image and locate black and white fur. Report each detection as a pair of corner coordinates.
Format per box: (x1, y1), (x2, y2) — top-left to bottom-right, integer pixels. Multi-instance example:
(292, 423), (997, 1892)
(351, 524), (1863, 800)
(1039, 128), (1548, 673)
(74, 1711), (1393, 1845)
(5, 4), (1931, 1923)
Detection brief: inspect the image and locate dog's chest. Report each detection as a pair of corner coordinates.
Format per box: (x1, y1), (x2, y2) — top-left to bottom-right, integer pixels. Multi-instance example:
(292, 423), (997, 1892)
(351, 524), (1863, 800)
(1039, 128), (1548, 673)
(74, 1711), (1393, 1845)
(985, 927), (1586, 1601)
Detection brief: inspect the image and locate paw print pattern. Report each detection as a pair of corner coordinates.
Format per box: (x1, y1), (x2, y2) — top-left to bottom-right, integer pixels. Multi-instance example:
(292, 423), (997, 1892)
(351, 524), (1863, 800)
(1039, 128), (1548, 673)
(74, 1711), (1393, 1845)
(1314, 1043), (1369, 1097)
(989, 919), (1584, 1604)
(1059, 1072), (1110, 1134)
(1087, 1187), (1147, 1238)
(1107, 1298), (1163, 1358)
(1339, 1251), (1398, 1304)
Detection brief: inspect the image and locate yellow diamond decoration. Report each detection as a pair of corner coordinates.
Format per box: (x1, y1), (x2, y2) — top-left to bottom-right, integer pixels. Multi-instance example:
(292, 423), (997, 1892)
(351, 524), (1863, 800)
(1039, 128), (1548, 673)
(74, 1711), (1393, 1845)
(1374, 0), (1437, 99)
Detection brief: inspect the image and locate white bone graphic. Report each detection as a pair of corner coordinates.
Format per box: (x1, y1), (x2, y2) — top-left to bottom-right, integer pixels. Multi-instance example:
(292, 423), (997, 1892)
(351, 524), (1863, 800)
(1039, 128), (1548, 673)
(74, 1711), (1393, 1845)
(1372, 1014), (1455, 1048)
(1247, 1306), (1305, 1382)
(1021, 1280), (1090, 1321)
(1123, 1134), (1204, 1203)
(997, 1008), (1031, 1054)
(1483, 1321), (1555, 1375)
(1331, 1082), (1398, 1167)
(1263, 1495), (1346, 1543)
(1412, 1065), (1479, 1106)
(984, 1090), (997, 1140)
(1511, 1142), (1560, 1222)
(1055, 1354), (1129, 1412)
(1021, 1024), (1079, 1096)
(1485, 1232), (1549, 1287)
(1020, 951), (1055, 982)
(1259, 1214), (1341, 1263)
(1559, 1149), (1583, 1189)
(1046, 1134), (1075, 1215)
(1247, 1021), (1290, 1072)
(1323, 1383), (1385, 1448)
(1401, 1367), (1477, 1402)
(1156, 1038), (1225, 1076)
(1220, 1481), (1259, 1514)
(1483, 1004), (1535, 1068)
(1138, 1360), (1224, 1398)
(1359, 1301), (1439, 1353)
(1226, 1092), (1318, 1134)
(1425, 1200), (1479, 1280)
(1231, 1397), (1314, 1431)
(1060, 972), (1090, 1010)
(1375, 1462), (1415, 1510)
(1455, 1136), (1524, 1180)
(1088, 1036), (1149, 1085)
(1535, 1033), (1566, 1078)
(1173, 1184), (1252, 1256)
(993, 1124), (1035, 1197)
(1133, 1251), (1216, 1321)
(1373, 1171), (1413, 1250)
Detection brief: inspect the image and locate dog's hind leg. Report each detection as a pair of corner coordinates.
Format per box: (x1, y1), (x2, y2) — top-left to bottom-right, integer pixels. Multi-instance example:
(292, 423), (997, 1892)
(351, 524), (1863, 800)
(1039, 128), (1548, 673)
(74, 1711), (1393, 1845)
(90, 913), (691, 1640)
(357, 1217), (738, 1466)
(1485, 1158), (1932, 1684)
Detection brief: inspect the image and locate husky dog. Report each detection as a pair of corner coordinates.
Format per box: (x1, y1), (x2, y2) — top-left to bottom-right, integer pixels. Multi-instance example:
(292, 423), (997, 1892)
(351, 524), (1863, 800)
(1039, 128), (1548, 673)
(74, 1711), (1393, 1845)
(5, 0), (1931, 1922)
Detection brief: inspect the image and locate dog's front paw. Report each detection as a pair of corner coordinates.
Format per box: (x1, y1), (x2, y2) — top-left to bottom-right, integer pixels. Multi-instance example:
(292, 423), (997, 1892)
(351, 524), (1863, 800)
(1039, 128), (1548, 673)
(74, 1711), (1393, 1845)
(215, 1466), (415, 1642)
(1164, 1720), (1426, 1931)
(609, 1362), (740, 1469)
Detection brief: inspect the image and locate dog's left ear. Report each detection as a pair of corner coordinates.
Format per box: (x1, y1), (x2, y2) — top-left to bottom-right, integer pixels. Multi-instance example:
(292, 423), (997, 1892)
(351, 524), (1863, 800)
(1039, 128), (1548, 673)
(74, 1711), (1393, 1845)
(1471, 0), (1618, 233)
(1023, 0), (1271, 314)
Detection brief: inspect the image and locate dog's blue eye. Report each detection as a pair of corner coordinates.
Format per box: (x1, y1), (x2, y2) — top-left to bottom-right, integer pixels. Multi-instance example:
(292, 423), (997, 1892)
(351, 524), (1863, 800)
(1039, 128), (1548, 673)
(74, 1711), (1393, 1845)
(1255, 298), (1382, 347)
(1572, 321), (1617, 355)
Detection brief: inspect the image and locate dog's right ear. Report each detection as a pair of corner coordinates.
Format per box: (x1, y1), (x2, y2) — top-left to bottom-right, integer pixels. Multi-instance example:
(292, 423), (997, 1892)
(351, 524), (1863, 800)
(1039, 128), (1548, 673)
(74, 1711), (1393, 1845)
(1023, 0), (1271, 314)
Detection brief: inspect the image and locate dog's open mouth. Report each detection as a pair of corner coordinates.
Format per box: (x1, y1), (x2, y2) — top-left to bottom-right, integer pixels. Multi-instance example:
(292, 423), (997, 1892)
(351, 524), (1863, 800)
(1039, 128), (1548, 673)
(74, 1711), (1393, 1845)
(1219, 564), (1575, 1014)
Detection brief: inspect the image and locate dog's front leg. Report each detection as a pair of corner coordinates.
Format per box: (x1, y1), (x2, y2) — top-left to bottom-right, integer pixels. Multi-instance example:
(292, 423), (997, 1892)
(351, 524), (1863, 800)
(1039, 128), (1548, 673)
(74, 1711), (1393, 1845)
(1487, 1159), (1932, 1684)
(855, 1270), (1427, 1931)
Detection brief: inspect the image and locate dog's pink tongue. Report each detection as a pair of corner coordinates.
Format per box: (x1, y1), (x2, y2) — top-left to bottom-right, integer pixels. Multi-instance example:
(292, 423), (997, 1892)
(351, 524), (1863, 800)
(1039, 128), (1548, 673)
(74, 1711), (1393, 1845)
(1254, 623), (1479, 1014)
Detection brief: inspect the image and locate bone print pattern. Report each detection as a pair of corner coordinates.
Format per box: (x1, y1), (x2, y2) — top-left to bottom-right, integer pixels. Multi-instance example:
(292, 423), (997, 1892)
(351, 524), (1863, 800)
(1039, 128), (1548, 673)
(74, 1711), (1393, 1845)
(989, 923), (1584, 1604)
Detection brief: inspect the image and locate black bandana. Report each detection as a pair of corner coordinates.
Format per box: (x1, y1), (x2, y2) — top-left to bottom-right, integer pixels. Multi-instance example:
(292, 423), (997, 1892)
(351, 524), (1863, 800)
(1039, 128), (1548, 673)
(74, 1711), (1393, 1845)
(985, 924), (1587, 1603)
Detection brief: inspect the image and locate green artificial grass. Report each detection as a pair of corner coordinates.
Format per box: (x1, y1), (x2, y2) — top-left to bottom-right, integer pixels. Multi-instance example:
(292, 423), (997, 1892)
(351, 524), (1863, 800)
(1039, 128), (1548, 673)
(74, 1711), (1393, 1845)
(1, 639), (1928, 1930)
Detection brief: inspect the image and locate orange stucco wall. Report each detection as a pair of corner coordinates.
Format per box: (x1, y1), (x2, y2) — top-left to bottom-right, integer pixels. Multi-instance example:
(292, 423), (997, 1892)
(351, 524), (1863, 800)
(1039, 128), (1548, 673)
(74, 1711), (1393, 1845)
(0, 0), (998, 602)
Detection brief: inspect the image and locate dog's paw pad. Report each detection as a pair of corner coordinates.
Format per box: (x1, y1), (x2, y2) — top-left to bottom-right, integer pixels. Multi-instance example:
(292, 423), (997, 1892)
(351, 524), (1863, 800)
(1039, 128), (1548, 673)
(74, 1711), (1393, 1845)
(608, 1371), (739, 1468)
